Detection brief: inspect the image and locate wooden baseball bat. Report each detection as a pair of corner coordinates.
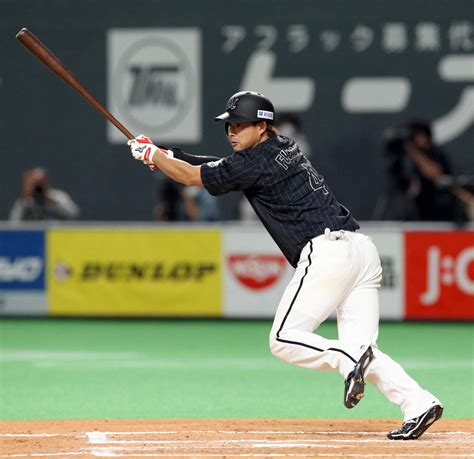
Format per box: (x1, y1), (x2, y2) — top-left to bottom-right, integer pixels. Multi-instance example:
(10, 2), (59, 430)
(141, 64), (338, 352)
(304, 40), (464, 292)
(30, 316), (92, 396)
(16, 27), (135, 140)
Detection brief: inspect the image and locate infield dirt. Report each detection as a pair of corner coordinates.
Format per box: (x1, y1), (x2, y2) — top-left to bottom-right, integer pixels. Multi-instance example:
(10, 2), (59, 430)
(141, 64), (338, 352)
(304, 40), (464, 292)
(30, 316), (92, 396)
(1, 418), (472, 458)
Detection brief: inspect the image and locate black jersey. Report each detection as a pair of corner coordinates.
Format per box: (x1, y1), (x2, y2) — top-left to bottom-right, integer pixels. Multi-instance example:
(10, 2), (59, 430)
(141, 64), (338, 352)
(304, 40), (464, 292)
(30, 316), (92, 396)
(201, 135), (359, 267)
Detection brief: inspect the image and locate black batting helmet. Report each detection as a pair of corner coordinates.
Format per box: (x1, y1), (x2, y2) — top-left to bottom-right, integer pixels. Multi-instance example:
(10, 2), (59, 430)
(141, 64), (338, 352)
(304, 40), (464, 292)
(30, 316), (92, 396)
(214, 91), (275, 126)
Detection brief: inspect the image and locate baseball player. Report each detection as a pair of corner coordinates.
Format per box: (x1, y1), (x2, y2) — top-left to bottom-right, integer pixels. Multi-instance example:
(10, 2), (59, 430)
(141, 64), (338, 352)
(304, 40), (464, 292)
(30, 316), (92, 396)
(128, 91), (443, 440)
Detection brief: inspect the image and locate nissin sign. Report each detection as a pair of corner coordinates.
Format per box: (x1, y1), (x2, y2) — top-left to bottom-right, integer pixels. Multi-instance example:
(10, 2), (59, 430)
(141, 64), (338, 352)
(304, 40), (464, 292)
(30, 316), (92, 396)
(0, 231), (45, 290)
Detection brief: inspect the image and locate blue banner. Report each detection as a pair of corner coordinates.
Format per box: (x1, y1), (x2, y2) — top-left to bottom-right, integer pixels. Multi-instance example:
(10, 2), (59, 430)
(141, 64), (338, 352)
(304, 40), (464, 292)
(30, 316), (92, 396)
(0, 230), (45, 291)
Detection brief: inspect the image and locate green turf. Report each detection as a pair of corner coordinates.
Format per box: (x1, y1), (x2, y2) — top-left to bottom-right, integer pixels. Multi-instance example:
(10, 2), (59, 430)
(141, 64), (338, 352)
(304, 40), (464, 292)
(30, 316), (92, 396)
(0, 319), (472, 420)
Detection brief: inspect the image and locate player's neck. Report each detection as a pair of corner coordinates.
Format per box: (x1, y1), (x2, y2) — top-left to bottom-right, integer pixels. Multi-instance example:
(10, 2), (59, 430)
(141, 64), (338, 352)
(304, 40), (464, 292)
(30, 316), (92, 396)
(256, 132), (270, 146)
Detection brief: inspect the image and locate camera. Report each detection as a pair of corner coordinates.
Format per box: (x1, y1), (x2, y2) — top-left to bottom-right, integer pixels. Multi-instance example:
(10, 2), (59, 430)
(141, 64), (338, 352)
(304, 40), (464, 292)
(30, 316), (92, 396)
(382, 126), (412, 156)
(33, 184), (45, 202)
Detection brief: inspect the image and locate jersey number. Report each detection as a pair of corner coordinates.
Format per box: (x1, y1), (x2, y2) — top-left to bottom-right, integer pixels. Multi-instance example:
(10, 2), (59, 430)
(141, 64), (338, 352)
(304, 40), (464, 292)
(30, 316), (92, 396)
(302, 164), (329, 195)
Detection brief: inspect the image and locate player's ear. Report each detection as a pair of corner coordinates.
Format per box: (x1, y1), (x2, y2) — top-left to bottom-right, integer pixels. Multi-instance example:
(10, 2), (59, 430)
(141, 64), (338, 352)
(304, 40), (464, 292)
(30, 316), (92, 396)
(257, 121), (267, 135)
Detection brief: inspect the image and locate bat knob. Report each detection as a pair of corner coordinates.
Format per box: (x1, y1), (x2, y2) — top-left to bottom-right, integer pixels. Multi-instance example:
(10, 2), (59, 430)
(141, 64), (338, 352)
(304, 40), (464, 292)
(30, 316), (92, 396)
(16, 28), (29, 39)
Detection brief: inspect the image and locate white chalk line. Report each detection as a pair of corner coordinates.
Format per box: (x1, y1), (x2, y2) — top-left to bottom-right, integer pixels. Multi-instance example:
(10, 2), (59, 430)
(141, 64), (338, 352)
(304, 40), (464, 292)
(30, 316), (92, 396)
(83, 430), (474, 436)
(0, 434), (73, 437)
(83, 438), (473, 448)
(0, 455), (302, 459)
(1, 454), (473, 458)
(83, 427), (472, 458)
(0, 454), (85, 458)
(88, 443), (474, 450)
(78, 453), (474, 458)
(2, 430), (472, 458)
(3, 430), (472, 438)
(90, 444), (347, 450)
(77, 431), (474, 457)
(85, 439), (473, 444)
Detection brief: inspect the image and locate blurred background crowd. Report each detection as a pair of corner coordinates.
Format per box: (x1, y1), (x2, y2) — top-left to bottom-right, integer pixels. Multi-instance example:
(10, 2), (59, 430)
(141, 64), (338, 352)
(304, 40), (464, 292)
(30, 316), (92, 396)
(8, 115), (474, 225)
(1, 0), (473, 226)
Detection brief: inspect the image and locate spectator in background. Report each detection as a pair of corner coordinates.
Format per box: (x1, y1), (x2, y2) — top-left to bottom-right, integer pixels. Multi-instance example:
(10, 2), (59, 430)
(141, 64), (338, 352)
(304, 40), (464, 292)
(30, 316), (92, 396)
(153, 174), (220, 221)
(153, 175), (186, 221)
(275, 113), (312, 158)
(182, 186), (220, 221)
(380, 120), (473, 222)
(9, 167), (80, 222)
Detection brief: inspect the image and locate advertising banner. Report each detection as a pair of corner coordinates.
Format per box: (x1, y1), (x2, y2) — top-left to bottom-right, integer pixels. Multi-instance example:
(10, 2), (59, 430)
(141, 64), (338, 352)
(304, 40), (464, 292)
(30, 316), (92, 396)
(405, 231), (474, 320)
(48, 228), (222, 316)
(223, 226), (294, 318)
(107, 28), (201, 144)
(364, 230), (404, 320)
(0, 230), (46, 315)
(224, 225), (404, 320)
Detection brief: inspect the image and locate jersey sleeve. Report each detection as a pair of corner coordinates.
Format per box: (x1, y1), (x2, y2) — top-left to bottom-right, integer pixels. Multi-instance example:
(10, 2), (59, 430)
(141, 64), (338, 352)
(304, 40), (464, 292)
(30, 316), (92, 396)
(167, 147), (221, 166)
(200, 153), (262, 196)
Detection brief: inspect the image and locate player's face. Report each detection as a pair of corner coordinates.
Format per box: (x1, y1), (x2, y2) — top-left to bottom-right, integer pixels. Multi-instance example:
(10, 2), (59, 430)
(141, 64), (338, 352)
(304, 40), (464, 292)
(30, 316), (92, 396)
(227, 122), (267, 151)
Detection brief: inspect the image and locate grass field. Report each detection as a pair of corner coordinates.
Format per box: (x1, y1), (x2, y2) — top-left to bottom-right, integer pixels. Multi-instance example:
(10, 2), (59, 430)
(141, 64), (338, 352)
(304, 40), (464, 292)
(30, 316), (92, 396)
(0, 319), (472, 421)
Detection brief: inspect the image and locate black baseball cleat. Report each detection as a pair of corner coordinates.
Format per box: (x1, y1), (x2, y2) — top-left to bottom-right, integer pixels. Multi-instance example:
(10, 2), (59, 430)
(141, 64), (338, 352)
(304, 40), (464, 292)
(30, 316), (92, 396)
(387, 404), (444, 440)
(343, 346), (374, 409)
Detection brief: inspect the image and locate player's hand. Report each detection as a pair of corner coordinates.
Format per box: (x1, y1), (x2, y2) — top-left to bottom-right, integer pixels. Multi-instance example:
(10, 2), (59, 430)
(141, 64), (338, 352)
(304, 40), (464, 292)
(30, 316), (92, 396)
(128, 136), (174, 171)
(128, 135), (160, 164)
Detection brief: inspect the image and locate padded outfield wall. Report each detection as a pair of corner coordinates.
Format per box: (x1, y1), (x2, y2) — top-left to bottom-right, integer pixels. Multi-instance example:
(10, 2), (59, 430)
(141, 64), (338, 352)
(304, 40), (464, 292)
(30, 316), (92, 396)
(0, 223), (472, 320)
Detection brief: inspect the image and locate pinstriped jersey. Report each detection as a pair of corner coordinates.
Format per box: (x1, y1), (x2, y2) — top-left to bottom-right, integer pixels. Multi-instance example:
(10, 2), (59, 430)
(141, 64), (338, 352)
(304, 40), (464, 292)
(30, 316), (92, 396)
(200, 135), (359, 267)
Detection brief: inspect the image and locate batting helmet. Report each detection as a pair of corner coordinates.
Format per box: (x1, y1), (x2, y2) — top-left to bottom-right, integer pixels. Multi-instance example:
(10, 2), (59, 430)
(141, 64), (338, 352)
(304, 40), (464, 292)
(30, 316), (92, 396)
(214, 91), (275, 126)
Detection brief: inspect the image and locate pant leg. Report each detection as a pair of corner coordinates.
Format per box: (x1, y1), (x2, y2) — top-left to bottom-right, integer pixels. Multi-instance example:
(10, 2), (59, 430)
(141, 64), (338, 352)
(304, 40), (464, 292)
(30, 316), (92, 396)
(336, 233), (382, 351)
(269, 234), (365, 378)
(336, 287), (380, 351)
(367, 349), (442, 421)
(338, 234), (442, 421)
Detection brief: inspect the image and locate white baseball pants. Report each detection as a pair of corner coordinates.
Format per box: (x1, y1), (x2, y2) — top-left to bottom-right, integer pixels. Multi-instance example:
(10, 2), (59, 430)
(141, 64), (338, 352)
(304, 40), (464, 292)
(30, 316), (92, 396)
(269, 230), (441, 421)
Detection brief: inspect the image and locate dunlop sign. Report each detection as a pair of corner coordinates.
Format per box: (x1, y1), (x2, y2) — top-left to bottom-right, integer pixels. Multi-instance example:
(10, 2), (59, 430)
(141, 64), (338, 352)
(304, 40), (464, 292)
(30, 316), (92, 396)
(48, 229), (221, 316)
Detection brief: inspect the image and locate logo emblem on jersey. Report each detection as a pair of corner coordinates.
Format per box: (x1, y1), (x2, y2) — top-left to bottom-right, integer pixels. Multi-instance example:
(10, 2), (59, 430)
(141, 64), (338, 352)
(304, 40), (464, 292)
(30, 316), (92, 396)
(206, 158), (225, 168)
(228, 254), (286, 290)
(226, 96), (239, 111)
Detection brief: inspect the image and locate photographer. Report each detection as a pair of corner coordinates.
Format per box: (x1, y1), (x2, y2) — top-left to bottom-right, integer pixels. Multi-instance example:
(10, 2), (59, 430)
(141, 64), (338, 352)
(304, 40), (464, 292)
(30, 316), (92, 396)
(9, 167), (80, 222)
(382, 120), (472, 222)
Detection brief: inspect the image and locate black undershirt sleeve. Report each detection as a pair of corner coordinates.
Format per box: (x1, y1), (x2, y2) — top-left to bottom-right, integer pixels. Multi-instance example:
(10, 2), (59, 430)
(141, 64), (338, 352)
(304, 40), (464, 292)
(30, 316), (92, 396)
(162, 147), (221, 166)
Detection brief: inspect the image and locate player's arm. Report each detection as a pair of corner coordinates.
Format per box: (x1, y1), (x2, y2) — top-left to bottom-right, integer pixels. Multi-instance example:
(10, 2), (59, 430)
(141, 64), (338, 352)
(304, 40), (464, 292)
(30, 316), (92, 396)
(128, 135), (260, 195)
(153, 151), (203, 187)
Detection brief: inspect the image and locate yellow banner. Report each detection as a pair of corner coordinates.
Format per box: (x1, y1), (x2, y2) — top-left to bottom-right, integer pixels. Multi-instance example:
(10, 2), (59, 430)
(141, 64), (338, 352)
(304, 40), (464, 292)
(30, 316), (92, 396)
(47, 228), (222, 316)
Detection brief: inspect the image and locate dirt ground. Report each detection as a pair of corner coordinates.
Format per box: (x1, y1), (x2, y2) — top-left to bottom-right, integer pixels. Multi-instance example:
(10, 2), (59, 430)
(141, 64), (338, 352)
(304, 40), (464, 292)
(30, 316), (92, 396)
(0, 418), (472, 458)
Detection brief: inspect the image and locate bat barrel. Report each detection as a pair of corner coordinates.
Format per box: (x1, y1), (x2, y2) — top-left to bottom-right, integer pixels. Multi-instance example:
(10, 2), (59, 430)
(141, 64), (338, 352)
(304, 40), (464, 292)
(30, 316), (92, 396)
(16, 28), (135, 140)
(17, 28), (75, 85)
